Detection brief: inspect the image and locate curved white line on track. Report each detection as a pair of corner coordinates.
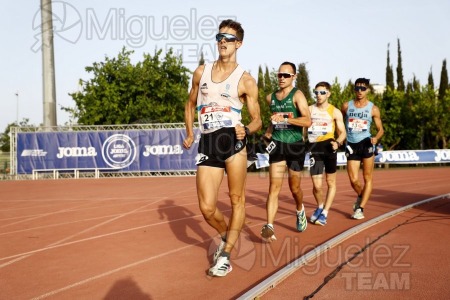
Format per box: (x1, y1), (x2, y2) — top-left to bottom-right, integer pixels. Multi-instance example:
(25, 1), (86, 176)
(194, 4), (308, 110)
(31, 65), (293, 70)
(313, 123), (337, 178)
(238, 193), (450, 300)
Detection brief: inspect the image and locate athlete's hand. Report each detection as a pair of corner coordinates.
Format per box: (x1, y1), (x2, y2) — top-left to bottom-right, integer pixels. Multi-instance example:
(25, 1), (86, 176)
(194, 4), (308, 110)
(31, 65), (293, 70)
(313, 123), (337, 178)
(331, 140), (339, 151)
(235, 125), (246, 140)
(183, 135), (194, 149)
(370, 137), (378, 145)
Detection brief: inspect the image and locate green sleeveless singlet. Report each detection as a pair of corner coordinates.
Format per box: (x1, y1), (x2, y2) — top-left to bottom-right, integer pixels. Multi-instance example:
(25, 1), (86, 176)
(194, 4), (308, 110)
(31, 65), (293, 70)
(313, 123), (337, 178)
(270, 87), (303, 143)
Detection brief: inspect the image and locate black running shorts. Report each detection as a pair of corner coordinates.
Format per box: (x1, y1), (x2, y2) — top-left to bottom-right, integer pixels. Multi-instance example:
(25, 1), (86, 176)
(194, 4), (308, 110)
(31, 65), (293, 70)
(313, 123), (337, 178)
(345, 137), (375, 161)
(196, 127), (247, 168)
(268, 139), (307, 171)
(308, 139), (337, 175)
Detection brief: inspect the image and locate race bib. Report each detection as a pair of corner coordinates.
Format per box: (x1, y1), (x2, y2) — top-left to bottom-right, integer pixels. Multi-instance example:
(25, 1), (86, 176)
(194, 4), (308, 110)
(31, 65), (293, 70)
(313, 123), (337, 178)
(309, 118), (332, 135)
(273, 112), (293, 130)
(200, 105), (233, 130)
(348, 118), (368, 132)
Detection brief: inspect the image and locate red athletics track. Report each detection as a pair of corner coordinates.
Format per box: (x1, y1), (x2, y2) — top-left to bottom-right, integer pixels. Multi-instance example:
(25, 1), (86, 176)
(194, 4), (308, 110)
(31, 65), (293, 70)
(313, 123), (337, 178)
(0, 166), (449, 299)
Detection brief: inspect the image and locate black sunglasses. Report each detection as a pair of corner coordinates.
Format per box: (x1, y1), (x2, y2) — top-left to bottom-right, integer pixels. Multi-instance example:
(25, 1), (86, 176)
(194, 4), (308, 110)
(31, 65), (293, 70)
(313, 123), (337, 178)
(314, 90), (327, 95)
(215, 33), (240, 42)
(354, 86), (368, 92)
(277, 72), (295, 79)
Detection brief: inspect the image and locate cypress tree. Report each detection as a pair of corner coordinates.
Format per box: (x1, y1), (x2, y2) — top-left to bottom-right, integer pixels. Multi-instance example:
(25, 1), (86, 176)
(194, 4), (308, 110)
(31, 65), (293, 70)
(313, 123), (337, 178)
(386, 43), (395, 90)
(257, 65), (264, 91)
(257, 65), (266, 109)
(296, 63), (312, 102)
(412, 75), (420, 92)
(198, 51), (205, 66)
(396, 38), (405, 92)
(438, 59), (449, 100)
(428, 67), (434, 89)
(264, 66), (272, 94)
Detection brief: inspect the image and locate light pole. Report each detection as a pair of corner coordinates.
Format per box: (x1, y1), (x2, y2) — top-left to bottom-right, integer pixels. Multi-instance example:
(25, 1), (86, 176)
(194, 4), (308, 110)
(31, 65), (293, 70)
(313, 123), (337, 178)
(15, 91), (19, 125)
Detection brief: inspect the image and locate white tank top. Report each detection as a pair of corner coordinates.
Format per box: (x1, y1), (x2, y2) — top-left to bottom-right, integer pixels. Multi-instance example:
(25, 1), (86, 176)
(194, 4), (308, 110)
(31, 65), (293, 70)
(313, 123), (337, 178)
(196, 62), (245, 133)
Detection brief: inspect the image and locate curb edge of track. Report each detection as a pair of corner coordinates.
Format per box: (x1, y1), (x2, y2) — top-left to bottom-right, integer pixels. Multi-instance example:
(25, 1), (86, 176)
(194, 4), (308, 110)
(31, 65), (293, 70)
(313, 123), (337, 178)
(238, 193), (450, 300)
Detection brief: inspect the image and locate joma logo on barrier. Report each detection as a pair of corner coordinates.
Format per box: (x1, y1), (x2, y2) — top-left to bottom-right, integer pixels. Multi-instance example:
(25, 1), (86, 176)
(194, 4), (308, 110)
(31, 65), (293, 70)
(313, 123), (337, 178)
(56, 147), (97, 158)
(434, 150), (450, 162)
(379, 151), (419, 163)
(21, 149), (48, 157)
(143, 145), (183, 156)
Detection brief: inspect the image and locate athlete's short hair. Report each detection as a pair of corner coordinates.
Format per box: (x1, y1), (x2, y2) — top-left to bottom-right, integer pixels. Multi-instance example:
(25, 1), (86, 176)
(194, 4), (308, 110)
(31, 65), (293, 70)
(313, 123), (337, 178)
(219, 19), (244, 41)
(280, 61), (296, 74)
(315, 81), (331, 90)
(355, 78), (370, 86)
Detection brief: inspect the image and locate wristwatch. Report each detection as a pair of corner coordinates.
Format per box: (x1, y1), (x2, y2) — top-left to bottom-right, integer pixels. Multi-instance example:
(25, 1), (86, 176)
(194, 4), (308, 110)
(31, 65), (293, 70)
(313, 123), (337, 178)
(244, 126), (250, 136)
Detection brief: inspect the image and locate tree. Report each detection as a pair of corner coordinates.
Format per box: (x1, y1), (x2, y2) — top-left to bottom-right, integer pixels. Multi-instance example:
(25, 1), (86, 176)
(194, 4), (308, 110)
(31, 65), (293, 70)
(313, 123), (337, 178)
(396, 38), (405, 92)
(427, 67), (434, 89)
(385, 43), (395, 90)
(65, 47), (191, 125)
(296, 63), (312, 103)
(264, 65), (272, 95)
(0, 119), (31, 152)
(243, 65), (270, 135)
(438, 59), (449, 100)
(198, 50), (205, 66)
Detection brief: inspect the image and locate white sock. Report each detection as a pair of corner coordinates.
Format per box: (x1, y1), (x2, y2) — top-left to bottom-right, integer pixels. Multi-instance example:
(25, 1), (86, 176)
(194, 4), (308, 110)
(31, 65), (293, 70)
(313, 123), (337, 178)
(322, 209), (328, 217)
(318, 204), (324, 209)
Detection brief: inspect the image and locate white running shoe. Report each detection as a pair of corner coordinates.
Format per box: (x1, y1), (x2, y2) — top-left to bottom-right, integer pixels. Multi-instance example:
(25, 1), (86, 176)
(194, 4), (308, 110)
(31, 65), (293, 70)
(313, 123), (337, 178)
(353, 196), (362, 211)
(351, 208), (365, 220)
(260, 224), (277, 241)
(208, 256), (232, 277)
(213, 239), (226, 265)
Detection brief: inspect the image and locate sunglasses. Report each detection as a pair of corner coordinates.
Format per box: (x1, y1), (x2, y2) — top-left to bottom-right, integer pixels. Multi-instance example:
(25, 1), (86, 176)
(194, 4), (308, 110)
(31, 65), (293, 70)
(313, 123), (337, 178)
(354, 86), (368, 92)
(277, 72), (295, 79)
(215, 33), (240, 42)
(314, 90), (328, 95)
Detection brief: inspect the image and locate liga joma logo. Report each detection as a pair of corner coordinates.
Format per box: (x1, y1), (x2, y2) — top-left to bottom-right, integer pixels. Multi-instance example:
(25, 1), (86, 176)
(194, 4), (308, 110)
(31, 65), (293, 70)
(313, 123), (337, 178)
(102, 134), (137, 169)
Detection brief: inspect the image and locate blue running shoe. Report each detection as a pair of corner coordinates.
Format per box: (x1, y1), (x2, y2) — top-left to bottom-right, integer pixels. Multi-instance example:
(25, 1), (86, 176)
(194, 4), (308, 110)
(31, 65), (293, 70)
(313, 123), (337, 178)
(315, 213), (327, 226)
(310, 208), (323, 223)
(296, 210), (307, 232)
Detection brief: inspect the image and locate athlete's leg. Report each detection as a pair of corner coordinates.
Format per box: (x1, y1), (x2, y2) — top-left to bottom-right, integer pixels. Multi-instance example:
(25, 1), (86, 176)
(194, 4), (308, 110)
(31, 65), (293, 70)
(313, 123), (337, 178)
(288, 168), (303, 210)
(346, 160), (363, 196)
(311, 174), (324, 206)
(359, 155), (375, 208)
(196, 165), (227, 236)
(323, 172), (337, 211)
(222, 148), (248, 253)
(266, 161), (286, 224)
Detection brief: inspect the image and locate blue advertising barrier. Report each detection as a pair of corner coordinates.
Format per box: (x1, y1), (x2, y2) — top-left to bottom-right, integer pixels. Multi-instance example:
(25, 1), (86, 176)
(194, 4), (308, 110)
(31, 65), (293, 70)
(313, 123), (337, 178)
(16, 128), (450, 174)
(17, 129), (201, 174)
(254, 149), (450, 169)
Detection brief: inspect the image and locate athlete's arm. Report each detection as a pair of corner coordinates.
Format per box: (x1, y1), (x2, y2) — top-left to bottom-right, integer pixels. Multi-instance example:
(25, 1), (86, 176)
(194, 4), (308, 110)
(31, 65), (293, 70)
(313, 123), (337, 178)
(371, 105), (384, 145)
(237, 72), (262, 139)
(286, 90), (312, 128)
(333, 108), (347, 148)
(183, 65), (204, 149)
